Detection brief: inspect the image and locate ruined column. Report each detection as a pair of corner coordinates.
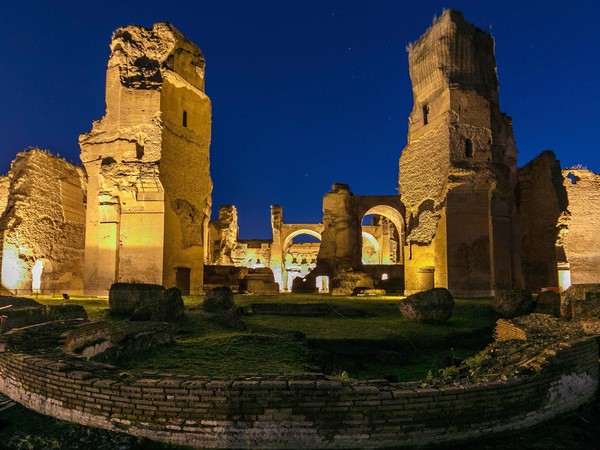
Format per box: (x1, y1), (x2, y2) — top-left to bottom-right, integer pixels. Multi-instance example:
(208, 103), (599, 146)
(399, 10), (522, 296)
(269, 205), (284, 290)
(80, 23), (212, 295)
(207, 205), (239, 265)
(314, 183), (367, 293)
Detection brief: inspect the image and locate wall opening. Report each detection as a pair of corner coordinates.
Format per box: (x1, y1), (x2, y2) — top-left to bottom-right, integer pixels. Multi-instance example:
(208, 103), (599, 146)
(566, 172), (578, 185)
(315, 275), (329, 293)
(175, 267), (191, 295)
(465, 139), (473, 158)
(361, 211), (403, 265)
(283, 230), (321, 291)
(136, 143), (144, 159)
(557, 263), (571, 292)
(31, 260), (44, 293)
(422, 104), (429, 125)
(182, 110), (188, 128)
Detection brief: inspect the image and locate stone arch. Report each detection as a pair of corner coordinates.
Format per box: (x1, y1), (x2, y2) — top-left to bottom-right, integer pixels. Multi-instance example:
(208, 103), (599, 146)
(281, 228), (322, 291)
(357, 202), (405, 265)
(282, 228), (322, 249)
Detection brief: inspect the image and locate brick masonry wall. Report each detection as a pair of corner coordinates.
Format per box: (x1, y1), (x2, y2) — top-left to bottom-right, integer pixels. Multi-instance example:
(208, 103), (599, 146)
(0, 330), (598, 448)
(495, 319), (529, 341)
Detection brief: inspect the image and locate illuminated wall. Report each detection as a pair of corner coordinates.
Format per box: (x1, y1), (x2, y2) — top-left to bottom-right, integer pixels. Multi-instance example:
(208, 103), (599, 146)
(0, 149), (86, 295)
(80, 23), (212, 296)
(557, 169), (600, 286)
(399, 10), (521, 296)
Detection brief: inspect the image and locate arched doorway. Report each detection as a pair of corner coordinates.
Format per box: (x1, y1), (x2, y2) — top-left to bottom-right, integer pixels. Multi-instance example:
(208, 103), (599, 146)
(360, 205), (404, 265)
(359, 205), (405, 292)
(282, 229), (321, 291)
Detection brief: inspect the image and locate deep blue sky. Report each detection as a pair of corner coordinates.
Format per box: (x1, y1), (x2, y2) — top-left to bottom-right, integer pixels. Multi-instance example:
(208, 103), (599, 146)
(1, 1), (598, 238)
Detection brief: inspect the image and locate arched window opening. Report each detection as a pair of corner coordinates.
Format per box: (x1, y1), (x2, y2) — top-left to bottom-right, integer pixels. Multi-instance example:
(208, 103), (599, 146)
(361, 210), (403, 265)
(422, 104), (429, 125)
(566, 172), (578, 185)
(182, 110), (188, 127)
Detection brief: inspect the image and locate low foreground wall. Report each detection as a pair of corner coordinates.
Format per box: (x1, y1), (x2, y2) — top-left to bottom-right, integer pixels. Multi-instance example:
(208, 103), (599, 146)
(0, 320), (598, 448)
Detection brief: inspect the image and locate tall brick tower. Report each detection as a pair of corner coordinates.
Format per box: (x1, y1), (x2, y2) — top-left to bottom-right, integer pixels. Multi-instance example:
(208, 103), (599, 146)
(80, 23), (212, 295)
(399, 10), (522, 296)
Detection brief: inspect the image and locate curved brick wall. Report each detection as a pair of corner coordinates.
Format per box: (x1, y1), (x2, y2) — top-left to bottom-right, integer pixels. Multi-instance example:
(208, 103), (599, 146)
(0, 322), (598, 448)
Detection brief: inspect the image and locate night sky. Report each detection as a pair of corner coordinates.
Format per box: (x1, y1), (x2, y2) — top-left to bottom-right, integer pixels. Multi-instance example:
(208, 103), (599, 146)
(1, 1), (598, 238)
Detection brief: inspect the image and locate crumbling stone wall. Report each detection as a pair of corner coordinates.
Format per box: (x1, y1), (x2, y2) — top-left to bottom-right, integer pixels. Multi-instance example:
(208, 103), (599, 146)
(558, 169), (600, 286)
(316, 183), (362, 277)
(0, 149), (86, 294)
(399, 10), (521, 296)
(230, 240), (272, 268)
(80, 22), (212, 295)
(312, 186), (405, 292)
(207, 205), (239, 265)
(517, 151), (567, 290)
(0, 176), (9, 218)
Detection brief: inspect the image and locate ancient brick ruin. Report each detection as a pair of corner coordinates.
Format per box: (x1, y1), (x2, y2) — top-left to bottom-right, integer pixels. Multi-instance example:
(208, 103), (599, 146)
(79, 23), (212, 296)
(0, 149), (86, 294)
(399, 10), (521, 296)
(557, 168), (600, 287)
(517, 151), (568, 291)
(0, 11), (599, 297)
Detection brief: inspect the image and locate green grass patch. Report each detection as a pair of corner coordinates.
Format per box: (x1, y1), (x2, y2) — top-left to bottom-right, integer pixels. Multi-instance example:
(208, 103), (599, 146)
(115, 306), (314, 376)
(29, 293), (499, 382)
(29, 294), (111, 321)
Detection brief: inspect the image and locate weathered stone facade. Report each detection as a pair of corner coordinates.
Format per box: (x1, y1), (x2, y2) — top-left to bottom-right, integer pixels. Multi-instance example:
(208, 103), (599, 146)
(207, 205), (239, 266)
(207, 205), (322, 292)
(557, 168), (600, 287)
(311, 184), (404, 292)
(517, 151), (567, 291)
(206, 199), (403, 293)
(80, 23), (212, 296)
(316, 184), (363, 276)
(0, 149), (86, 294)
(0, 176), (9, 219)
(399, 10), (522, 296)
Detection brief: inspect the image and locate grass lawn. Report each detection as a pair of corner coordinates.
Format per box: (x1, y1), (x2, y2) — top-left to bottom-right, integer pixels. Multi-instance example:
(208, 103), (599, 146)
(31, 292), (499, 381)
(28, 294), (113, 322)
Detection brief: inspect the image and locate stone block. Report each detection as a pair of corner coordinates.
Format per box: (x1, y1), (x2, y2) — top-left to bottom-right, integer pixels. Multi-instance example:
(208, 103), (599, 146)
(398, 288), (454, 323)
(491, 290), (534, 319)
(203, 286), (235, 313)
(109, 283), (165, 315)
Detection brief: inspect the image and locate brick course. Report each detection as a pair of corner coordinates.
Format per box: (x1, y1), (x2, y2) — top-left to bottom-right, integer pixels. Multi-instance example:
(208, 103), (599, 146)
(0, 322), (597, 448)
